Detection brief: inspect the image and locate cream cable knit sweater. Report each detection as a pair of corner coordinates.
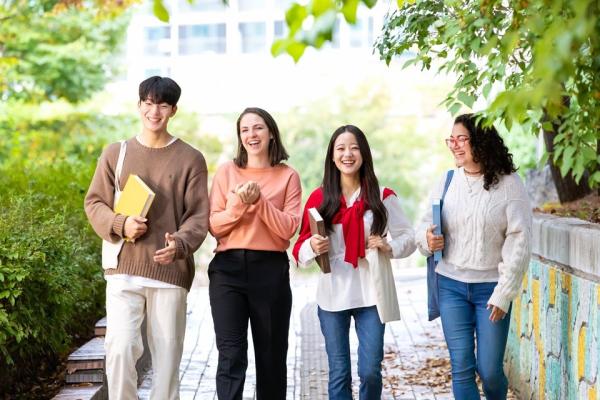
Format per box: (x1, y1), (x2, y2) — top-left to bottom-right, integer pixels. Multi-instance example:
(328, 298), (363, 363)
(416, 168), (532, 312)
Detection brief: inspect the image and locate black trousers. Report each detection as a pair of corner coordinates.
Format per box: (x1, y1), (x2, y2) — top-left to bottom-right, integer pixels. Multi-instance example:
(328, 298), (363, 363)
(208, 249), (292, 400)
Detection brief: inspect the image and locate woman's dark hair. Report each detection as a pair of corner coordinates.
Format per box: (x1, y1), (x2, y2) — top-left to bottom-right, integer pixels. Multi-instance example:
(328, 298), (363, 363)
(454, 113), (517, 190)
(318, 125), (387, 235)
(234, 107), (289, 168)
(139, 76), (181, 106)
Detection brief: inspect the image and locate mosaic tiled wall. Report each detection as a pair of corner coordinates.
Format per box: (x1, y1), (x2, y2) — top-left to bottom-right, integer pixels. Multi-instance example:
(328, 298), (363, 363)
(505, 258), (599, 400)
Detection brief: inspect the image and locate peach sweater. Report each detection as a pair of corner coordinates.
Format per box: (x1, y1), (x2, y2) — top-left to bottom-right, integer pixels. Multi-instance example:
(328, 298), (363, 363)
(209, 161), (302, 252)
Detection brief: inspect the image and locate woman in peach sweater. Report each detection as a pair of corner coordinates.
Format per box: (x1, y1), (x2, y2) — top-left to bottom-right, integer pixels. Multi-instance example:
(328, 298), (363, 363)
(208, 107), (302, 400)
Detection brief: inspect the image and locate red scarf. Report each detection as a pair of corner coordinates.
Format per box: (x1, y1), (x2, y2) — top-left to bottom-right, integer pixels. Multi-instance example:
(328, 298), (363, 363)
(332, 195), (367, 268)
(292, 187), (396, 268)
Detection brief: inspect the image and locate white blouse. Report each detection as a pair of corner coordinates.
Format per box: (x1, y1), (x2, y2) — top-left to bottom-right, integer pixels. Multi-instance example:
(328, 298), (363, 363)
(298, 188), (416, 312)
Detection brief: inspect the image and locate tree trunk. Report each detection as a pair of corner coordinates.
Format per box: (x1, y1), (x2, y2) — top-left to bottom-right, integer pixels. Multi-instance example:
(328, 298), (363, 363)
(542, 128), (591, 203)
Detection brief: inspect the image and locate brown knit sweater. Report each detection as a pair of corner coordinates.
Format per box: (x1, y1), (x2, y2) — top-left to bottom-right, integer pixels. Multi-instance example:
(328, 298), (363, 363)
(84, 138), (209, 290)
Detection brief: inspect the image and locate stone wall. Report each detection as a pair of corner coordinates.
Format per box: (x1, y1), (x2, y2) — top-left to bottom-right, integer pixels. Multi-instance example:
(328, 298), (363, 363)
(506, 213), (600, 400)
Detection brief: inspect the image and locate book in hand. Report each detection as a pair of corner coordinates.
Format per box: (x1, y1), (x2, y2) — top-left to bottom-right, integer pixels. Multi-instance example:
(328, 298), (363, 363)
(308, 207), (331, 274)
(432, 198), (443, 262)
(114, 174), (155, 241)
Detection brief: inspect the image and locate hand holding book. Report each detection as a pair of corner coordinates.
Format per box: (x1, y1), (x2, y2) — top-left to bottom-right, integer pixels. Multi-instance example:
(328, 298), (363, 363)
(114, 174), (155, 242)
(427, 225), (445, 254)
(308, 208), (331, 273)
(124, 216), (148, 242)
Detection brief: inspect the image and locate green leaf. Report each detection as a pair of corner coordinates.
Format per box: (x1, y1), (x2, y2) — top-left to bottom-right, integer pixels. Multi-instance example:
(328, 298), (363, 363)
(538, 151), (549, 167)
(286, 3), (308, 33)
(341, 0), (360, 23)
(470, 37), (481, 52)
(582, 147), (596, 162)
(311, 0), (335, 17)
(402, 58), (418, 68)
(590, 171), (600, 185)
(541, 122), (554, 132)
(396, 0), (414, 7)
(457, 92), (475, 108)
(153, 0), (170, 23)
(482, 83), (492, 99)
(560, 146), (576, 177)
(449, 102), (462, 116)
(287, 42), (307, 62)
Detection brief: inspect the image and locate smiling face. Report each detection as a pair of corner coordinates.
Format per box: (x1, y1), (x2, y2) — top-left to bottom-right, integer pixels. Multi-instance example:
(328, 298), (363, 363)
(332, 131), (363, 179)
(448, 122), (477, 170)
(138, 98), (177, 134)
(239, 112), (271, 161)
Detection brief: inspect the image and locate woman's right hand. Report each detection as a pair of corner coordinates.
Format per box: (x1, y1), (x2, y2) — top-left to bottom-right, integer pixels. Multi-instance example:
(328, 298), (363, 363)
(310, 234), (329, 256)
(426, 225), (444, 252)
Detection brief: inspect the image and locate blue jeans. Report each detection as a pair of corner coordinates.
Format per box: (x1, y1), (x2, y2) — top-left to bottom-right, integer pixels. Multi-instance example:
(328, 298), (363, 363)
(438, 274), (511, 400)
(318, 305), (384, 400)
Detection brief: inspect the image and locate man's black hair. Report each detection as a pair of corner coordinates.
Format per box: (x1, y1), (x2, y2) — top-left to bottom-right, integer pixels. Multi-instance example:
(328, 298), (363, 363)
(139, 76), (181, 106)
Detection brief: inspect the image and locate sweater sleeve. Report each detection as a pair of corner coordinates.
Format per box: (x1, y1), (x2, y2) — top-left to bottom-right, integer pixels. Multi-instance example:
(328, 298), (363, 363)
(84, 144), (127, 242)
(254, 169), (302, 241)
(487, 177), (532, 312)
(209, 164), (251, 239)
(172, 154), (210, 260)
(384, 193), (416, 259)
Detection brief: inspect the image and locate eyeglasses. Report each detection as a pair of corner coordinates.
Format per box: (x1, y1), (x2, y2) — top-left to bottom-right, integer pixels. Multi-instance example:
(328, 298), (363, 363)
(445, 135), (470, 148)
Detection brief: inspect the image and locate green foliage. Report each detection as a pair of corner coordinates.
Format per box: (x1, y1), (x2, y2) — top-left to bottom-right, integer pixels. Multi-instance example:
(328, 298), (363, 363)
(0, 110), (138, 392)
(167, 111), (224, 175)
(0, 1), (131, 103)
(271, 0), (378, 61)
(375, 0), (600, 188)
(280, 81), (444, 220)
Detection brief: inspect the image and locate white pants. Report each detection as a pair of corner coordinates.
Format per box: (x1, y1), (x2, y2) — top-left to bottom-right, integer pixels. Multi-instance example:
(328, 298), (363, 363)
(105, 279), (187, 400)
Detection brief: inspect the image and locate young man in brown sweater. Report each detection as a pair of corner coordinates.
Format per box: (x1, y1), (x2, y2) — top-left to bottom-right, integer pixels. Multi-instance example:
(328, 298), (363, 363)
(84, 76), (209, 400)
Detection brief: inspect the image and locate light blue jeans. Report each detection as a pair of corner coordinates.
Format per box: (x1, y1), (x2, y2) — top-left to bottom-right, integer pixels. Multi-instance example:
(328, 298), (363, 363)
(317, 305), (385, 400)
(438, 274), (511, 400)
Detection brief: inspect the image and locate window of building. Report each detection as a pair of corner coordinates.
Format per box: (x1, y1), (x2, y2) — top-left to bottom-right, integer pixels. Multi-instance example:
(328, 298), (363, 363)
(349, 18), (372, 48)
(274, 0), (293, 11)
(239, 22), (266, 53)
(144, 26), (171, 56)
(179, 24), (227, 55)
(274, 20), (288, 40)
(144, 67), (171, 78)
(178, 0), (225, 12)
(238, 0), (265, 11)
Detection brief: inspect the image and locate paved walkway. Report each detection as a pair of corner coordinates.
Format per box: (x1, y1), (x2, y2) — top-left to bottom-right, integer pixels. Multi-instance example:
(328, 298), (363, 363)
(138, 267), (454, 400)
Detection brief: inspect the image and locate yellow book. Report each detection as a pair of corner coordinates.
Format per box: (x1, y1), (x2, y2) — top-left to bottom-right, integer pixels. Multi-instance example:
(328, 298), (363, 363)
(114, 174), (155, 218)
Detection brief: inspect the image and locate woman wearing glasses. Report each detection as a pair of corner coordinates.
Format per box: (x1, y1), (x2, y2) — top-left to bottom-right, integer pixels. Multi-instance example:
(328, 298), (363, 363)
(417, 114), (532, 400)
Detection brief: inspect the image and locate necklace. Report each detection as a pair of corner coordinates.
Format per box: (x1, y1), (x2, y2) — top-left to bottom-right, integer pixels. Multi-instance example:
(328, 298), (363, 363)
(464, 168), (482, 176)
(464, 173), (481, 193)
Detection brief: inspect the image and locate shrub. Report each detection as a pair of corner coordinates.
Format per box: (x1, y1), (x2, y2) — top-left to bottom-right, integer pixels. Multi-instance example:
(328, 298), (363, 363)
(0, 112), (136, 392)
(0, 160), (104, 391)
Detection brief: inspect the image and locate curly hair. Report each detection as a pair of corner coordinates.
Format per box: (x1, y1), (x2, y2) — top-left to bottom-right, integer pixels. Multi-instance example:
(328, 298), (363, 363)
(454, 114), (517, 190)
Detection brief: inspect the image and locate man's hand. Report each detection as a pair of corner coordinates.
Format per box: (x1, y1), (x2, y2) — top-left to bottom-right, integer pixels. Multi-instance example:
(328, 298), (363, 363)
(154, 232), (177, 265)
(124, 216), (147, 240)
(367, 235), (392, 256)
(426, 225), (444, 252)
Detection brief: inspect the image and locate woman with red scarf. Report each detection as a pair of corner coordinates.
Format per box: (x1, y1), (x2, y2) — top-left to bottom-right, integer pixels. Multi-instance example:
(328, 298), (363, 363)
(293, 125), (416, 400)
